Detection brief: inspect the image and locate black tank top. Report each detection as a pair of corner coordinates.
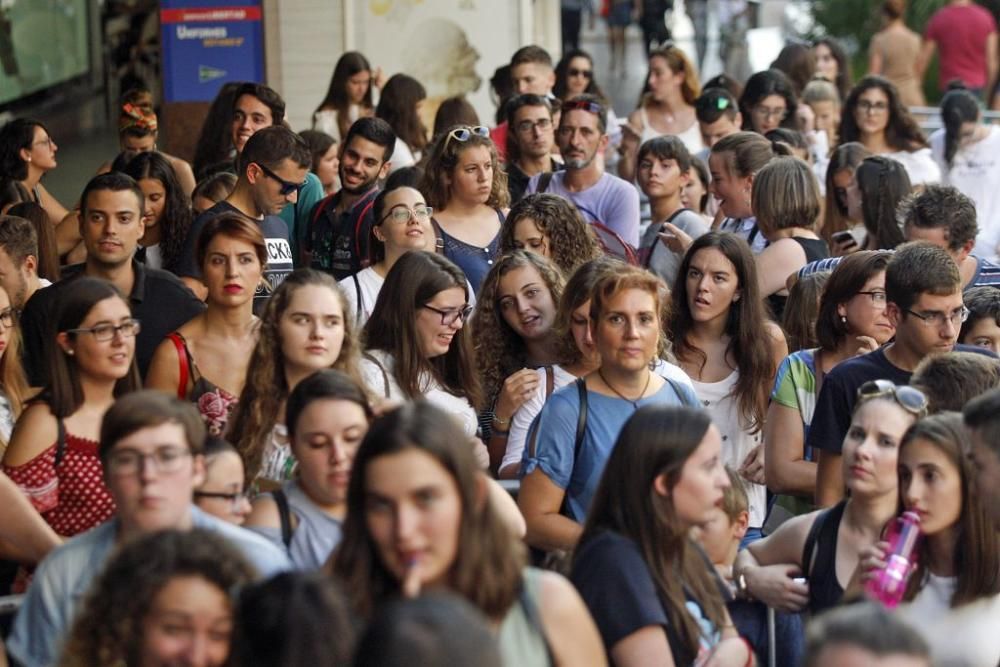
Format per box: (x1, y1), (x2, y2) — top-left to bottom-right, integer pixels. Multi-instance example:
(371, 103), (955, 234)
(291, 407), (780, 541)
(802, 500), (848, 615)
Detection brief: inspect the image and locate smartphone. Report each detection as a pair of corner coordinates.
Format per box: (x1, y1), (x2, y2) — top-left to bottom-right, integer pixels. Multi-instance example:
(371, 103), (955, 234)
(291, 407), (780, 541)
(832, 230), (857, 247)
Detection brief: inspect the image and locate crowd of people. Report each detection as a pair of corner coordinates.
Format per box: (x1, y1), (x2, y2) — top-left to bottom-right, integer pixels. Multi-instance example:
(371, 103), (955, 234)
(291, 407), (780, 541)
(1, 5), (1000, 665)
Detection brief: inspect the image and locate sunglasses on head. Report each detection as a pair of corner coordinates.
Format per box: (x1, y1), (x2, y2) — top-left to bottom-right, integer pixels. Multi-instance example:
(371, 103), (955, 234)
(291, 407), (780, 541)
(562, 99), (604, 115)
(443, 125), (490, 151)
(856, 380), (928, 417)
(255, 162), (305, 196)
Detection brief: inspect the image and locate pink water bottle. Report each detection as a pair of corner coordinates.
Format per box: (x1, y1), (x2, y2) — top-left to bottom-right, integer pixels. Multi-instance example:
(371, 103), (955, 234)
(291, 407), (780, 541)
(865, 511), (922, 608)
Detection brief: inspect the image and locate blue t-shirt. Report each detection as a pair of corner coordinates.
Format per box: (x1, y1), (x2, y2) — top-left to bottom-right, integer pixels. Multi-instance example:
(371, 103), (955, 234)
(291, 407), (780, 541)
(526, 171), (641, 248)
(521, 379), (699, 521)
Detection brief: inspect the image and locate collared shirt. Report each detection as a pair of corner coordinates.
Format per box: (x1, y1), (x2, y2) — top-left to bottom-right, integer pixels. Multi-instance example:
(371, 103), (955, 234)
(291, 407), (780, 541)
(305, 186), (380, 280)
(21, 260), (205, 385)
(6, 506), (291, 667)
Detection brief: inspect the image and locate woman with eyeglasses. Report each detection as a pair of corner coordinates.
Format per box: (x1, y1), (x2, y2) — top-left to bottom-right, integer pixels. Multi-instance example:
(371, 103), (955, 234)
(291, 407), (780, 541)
(339, 184), (438, 327)
(499, 193), (602, 278)
(618, 45), (703, 182)
(520, 265), (699, 553)
(361, 251), (485, 462)
(473, 252), (564, 474)
(2, 278), (140, 538)
(857, 412), (1000, 667)
(420, 124), (510, 296)
(245, 370), (372, 570)
(376, 74), (429, 175)
(0, 118), (69, 227)
(766, 252), (895, 516)
(734, 380), (927, 616)
(331, 400), (606, 667)
(228, 269), (364, 486)
(738, 69), (799, 135)
(839, 76), (939, 187)
(147, 214), (265, 437)
(194, 437), (252, 525)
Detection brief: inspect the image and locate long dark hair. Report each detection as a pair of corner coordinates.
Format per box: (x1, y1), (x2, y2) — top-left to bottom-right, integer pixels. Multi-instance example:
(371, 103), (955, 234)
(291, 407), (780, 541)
(376, 74), (428, 153)
(123, 152), (193, 273)
(577, 406), (728, 663)
(940, 87), (980, 168)
(738, 70), (798, 132)
(856, 155), (911, 249)
(839, 76), (928, 151)
(554, 50), (608, 101)
(814, 37), (853, 100)
(0, 119), (45, 181)
(364, 251), (483, 408)
(331, 402), (525, 620)
(315, 52), (374, 139)
(192, 82), (240, 180)
(668, 232), (772, 432)
(816, 250), (892, 352)
(822, 142), (871, 245)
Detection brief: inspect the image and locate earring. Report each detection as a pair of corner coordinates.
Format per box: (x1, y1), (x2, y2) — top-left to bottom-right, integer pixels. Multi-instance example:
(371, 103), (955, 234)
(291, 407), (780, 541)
(66, 349), (74, 356)
(841, 315), (847, 324)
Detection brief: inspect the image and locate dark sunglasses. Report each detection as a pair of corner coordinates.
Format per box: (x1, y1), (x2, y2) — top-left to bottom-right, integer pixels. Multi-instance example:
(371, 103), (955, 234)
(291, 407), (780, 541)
(568, 68), (593, 79)
(255, 163), (305, 196)
(856, 380), (928, 417)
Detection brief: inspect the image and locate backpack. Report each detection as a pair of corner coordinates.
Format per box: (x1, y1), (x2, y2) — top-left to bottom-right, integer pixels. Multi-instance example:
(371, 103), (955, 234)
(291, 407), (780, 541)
(307, 192), (377, 269)
(536, 172), (639, 266)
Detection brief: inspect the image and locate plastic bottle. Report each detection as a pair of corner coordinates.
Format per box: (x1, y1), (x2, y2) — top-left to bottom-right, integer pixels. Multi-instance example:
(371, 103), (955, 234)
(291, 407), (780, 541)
(865, 511), (922, 608)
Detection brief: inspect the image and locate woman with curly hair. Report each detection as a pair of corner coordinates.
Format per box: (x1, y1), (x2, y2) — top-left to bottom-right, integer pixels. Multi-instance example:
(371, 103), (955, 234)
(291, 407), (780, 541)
(122, 151), (194, 275)
(420, 125), (510, 295)
(59, 529), (256, 667)
(500, 193), (602, 277)
(227, 269), (363, 486)
(146, 214), (265, 437)
(838, 76), (939, 186)
(376, 74), (429, 174)
(473, 251), (564, 473)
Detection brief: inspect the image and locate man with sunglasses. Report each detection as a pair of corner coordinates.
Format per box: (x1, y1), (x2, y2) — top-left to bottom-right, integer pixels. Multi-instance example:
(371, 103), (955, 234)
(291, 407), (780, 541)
(7, 391), (290, 667)
(526, 94), (641, 248)
(176, 126), (308, 313)
(20, 173), (204, 385)
(810, 242), (993, 507)
(505, 94), (560, 204)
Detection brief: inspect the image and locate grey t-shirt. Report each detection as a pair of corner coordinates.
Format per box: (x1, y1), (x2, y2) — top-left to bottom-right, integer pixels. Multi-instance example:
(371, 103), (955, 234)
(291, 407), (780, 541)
(641, 208), (710, 288)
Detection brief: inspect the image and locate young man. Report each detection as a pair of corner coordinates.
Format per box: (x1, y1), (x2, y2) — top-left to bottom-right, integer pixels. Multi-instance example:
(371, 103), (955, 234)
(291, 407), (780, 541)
(305, 117), (395, 280)
(636, 135), (709, 285)
(505, 93), (559, 204)
(0, 214), (49, 309)
(526, 94), (641, 248)
(229, 82), (324, 263)
(694, 87), (743, 158)
(20, 173), (205, 384)
(898, 184), (1000, 288)
(803, 604), (931, 667)
(810, 242), (980, 506)
(6, 391), (290, 666)
(177, 126), (308, 310)
(963, 388), (1000, 528)
(918, 0), (998, 97)
(491, 45), (557, 162)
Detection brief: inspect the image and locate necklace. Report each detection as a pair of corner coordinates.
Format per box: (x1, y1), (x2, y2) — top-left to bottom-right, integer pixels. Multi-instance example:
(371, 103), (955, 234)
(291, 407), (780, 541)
(598, 368), (652, 409)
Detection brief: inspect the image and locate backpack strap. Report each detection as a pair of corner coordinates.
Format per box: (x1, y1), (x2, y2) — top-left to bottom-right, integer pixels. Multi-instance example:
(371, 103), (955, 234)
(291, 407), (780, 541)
(801, 505), (832, 579)
(271, 488), (293, 549)
(353, 196), (377, 268)
(166, 333), (190, 400)
(362, 352), (391, 399)
(307, 194), (336, 250)
(430, 216), (445, 252)
(537, 171), (554, 194)
(54, 417), (67, 469)
(573, 377), (588, 461)
(351, 273), (363, 323)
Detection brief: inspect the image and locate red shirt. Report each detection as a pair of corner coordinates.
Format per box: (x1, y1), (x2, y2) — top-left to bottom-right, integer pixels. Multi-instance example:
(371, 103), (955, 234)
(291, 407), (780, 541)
(926, 3), (997, 90)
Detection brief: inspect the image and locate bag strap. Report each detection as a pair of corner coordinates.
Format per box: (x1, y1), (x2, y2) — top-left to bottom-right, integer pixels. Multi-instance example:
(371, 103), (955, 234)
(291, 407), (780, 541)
(362, 352), (391, 399)
(665, 378), (699, 408)
(525, 366), (558, 460)
(54, 417), (67, 469)
(167, 333), (190, 400)
(573, 377), (588, 461)
(272, 488), (293, 549)
(537, 171), (554, 194)
(351, 273), (363, 323)
(353, 197), (377, 267)
(801, 505), (832, 579)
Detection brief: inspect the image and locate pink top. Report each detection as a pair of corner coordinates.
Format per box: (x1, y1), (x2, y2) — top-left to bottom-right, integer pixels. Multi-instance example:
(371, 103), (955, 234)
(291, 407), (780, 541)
(926, 3), (997, 90)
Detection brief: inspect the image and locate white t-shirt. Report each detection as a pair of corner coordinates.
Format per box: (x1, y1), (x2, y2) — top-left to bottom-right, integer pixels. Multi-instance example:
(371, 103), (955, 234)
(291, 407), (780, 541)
(931, 125), (1000, 262)
(339, 267), (384, 328)
(886, 147), (941, 187)
(387, 140), (417, 174)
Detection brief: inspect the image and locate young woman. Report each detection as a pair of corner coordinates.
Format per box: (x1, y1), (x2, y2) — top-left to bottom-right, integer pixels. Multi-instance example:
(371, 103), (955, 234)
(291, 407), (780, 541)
(868, 0), (925, 107)
(823, 142), (872, 252)
(0, 286), (27, 453)
(667, 232), (788, 542)
(147, 214), (265, 436)
(960, 285), (1000, 354)
(860, 413), (1000, 666)
(735, 380), (927, 615)
(2, 278), (140, 538)
(931, 87), (1000, 261)
(420, 125), (510, 295)
(707, 132), (780, 255)
(500, 257), (620, 479)
(122, 151), (194, 274)
(738, 69), (799, 135)
(619, 45), (703, 181)
(245, 370), (372, 570)
(339, 184), (437, 327)
(852, 155), (913, 251)
(228, 269), (362, 486)
(0, 118), (68, 225)
(299, 129), (339, 196)
(813, 37), (853, 101)
(839, 76), (939, 186)
(681, 157), (712, 224)
(499, 193), (602, 277)
(60, 529), (256, 667)
(192, 81), (241, 180)
(771, 43), (816, 96)
(361, 252), (483, 453)
(571, 406), (753, 667)
(766, 252), (895, 508)
(554, 50), (609, 103)
(751, 156), (829, 318)
(781, 271), (830, 353)
(194, 437), (252, 525)
(330, 401), (606, 667)
(473, 251), (563, 472)
(520, 265), (699, 553)
(313, 51), (378, 143)
(801, 79), (841, 173)
(376, 74), (429, 174)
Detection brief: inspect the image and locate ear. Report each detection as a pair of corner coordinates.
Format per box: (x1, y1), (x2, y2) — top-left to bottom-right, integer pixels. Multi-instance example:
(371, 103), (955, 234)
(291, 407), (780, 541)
(599, 133), (609, 151)
(378, 161), (391, 181)
(23, 254), (36, 275)
(837, 301), (848, 319)
(18, 146), (30, 164)
(245, 162), (262, 185)
(733, 290), (741, 303)
(679, 168), (691, 186)
(373, 224), (386, 242)
(958, 239), (975, 262)
(55, 331), (73, 356)
(886, 301), (902, 328)
(653, 472), (671, 498)
(545, 69), (556, 92)
(733, 112), (744, 128)
(190, 453), (207, 489)
(732, 510), (750, 540)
